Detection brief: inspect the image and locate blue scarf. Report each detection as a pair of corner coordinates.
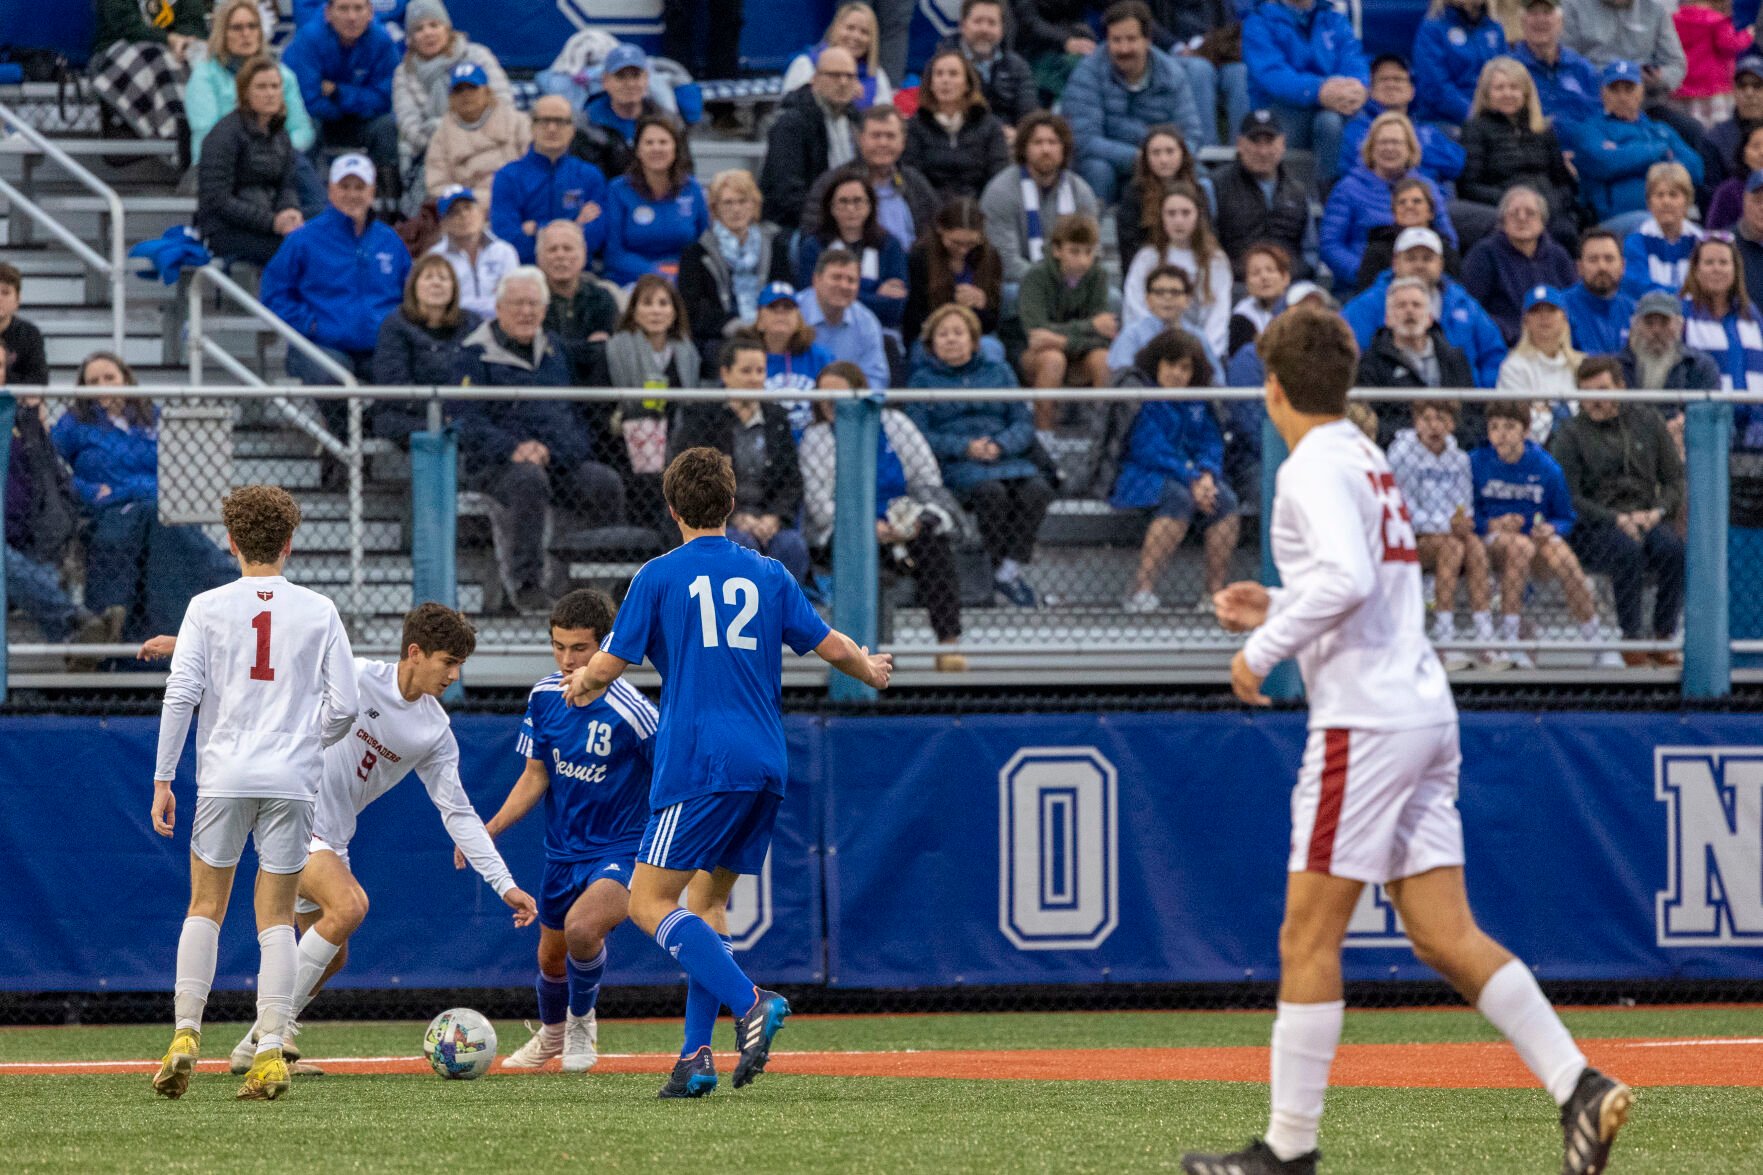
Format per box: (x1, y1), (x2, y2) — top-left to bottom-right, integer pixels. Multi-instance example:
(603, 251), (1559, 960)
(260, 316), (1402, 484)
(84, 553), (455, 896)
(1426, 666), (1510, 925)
(1019, 166), (1077, 264)
(714, 221), (764, 321)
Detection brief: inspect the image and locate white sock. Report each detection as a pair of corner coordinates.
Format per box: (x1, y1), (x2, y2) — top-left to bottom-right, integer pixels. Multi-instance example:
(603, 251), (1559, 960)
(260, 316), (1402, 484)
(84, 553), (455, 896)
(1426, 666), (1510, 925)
(995, 557), (1021, 584)
(1579, 619), (1600, 643)
(1476, 959), (1586, 1106)
(1430, 612), (1453, 642)
(1472, 611), (1494, 641)
(173, 916), (221, 1031)
(1265, 1000), (1344, 1161)
(254, 925), (298, 1054)
(1500, 613), (1521, 642)
(292, 930), (342, 1019)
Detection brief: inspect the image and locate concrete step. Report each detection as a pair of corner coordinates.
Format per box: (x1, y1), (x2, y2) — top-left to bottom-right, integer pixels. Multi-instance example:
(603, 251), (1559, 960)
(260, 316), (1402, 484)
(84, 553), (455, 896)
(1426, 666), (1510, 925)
(197, 517), (405, 554)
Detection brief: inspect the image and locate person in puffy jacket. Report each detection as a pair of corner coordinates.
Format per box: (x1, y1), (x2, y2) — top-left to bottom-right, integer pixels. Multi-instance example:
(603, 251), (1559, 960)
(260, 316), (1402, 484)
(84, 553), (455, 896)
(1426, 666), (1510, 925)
(1338, 55), (1466, 189)
(1672, 0), (1755, 128)
(1559, 58), (1703, 228)
(423, 62), (530, 210)
(196, 57), (306, 266)
(370, 254), (481, 441)
(1241, 0), (1371, 186)
(1062, 5), (1207, 202)
(1320, 112), (1458, 290)
(1342, 226), (1508, 385)
(904, 50), (1011, 204)
(1455, 55), (1580, 250)
(392, 0), (510, 179)
(1411, 0), (1508, 125)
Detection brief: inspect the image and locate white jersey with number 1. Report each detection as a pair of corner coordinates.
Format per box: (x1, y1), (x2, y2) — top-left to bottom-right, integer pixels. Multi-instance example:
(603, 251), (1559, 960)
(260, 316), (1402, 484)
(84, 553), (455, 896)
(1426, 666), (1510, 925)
(154, 575), (359, 799)
(313, 658), (515, 896)
(1243, 419), (1457, 732)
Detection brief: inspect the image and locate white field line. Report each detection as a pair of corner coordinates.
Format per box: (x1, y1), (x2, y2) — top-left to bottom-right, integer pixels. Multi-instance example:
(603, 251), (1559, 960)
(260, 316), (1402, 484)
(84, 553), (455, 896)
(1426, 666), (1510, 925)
(1621, 1038), (1763, 1048)
(0, 1048), (931, 1071)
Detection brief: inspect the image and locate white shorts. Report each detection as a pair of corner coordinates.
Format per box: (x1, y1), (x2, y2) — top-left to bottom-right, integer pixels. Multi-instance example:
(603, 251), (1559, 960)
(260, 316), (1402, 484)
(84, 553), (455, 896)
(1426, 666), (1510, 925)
(1288, 723), (1465, 884)
(294, 837), (351, 915)
(190, 796), (314, 875)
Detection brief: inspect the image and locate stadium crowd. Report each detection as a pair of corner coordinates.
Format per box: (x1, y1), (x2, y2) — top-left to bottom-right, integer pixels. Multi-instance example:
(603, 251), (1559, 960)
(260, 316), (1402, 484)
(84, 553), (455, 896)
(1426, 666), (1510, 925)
(19, 0), (1763, 663)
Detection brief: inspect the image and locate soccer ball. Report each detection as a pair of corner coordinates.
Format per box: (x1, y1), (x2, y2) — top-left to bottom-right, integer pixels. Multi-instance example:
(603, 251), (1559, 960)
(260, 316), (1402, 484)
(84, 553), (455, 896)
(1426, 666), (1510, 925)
(423, 1008), (497, 1080)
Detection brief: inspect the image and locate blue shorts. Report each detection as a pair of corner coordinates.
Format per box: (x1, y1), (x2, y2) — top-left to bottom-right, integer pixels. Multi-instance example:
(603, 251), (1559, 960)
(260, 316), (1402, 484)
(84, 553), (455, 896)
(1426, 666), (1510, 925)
(1155, 478), (1239, 527)
(638, 791), (781, 876)
(538, 853), (636, 931)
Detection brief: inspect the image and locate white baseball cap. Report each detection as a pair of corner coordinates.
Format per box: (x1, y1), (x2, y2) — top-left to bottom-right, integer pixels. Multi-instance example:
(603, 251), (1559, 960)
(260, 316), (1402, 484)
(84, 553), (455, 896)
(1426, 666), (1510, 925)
(329, 153), (376, 185)
(1394, 226), (1443, 256)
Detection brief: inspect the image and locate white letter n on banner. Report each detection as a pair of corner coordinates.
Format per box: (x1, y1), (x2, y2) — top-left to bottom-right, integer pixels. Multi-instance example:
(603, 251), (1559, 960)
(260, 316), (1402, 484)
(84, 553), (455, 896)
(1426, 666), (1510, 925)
(998, 747), (1119, 950)
(1656, 748), (1763, 945)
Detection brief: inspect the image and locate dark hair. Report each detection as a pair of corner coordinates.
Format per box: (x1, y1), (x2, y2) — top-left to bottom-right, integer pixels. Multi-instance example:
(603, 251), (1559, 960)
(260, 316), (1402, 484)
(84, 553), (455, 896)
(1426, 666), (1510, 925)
(616, 273), (691, 339)
(1575, 355), (1627, 387)
(1133, 328), (1213, 388)
(233, 54), (283, 112)
(818, 359), (869, 388)
(221, 484), (302, 564)
(1390, 175), (1436, 215)
(1012, 111), (1073, 168)
(1242, 242), (1293, 277)
(401, 602), (477, 658)
(1102, 0), (1154, 37)
(923, 197), (1002, 314)
(1683, 236), (1752, 317)
(72, 351), (154, 427)
(549, 588), (616, 638)
(663, 446), (738, 529)
(815, 245), (862, 277)
(959, 0), (1004, 17)
(1259, 306), (1358, 415)
(626, 115), (692, 200)
(1050, 214), (1099, 249)
(720, 328), (768, 370)
(0, 260), (19, 292)
(1735, 123), (1763, 176)
(816, 166), (886, 249)
(919, 48), (987, 115)
(858, 103), (904, 131)
(1144, 263), (1192, 294)
(1412, 398), (1459, 422)
(1577, 227), (1620, 256)
(1131, 124), (1201, 242)
(1369, 53), (1409, 78)
(1485, 400), (1531, 428)
(402, 253), (463, 328)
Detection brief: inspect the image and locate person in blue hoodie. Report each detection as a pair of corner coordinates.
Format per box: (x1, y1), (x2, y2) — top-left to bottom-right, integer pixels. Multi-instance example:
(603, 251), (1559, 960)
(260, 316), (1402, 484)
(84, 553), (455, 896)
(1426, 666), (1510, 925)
(283, 0), (403, 198)
(602, 116), (711, 287)
(1560, 228), (1636, 354)
(1470, 398), (1601, 664)
(261, 154), (412, 423)
(1559, 60), (1702, 232)
(1321, 112), (1458, 290)
(1241, 0), (1371, 187)
(1410, 0), (1507, 125)
(1342, 226), (1508, 384)
(1509, 0), (1603, 128)
(1338, 55), (1466, 188)
(490, 95), (610, 266)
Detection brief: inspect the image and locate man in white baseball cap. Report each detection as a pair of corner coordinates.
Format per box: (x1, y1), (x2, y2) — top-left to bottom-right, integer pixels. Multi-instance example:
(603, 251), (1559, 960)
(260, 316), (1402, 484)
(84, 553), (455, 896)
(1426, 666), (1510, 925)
(1341, 225), (1510, 388)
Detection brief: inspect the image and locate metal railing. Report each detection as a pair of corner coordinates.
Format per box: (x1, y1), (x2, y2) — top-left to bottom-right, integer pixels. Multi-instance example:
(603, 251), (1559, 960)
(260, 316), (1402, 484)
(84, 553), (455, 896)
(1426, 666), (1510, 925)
(0, 101), (125, 352)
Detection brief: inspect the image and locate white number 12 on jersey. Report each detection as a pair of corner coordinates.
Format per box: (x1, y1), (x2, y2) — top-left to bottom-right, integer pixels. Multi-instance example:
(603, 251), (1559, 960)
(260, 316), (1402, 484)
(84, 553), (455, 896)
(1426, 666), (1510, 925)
(688, 575), (759, 650)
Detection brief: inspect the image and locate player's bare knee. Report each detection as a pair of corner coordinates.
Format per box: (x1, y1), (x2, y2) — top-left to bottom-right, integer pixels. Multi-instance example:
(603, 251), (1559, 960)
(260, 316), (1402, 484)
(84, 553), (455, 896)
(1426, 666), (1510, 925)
(335, 886), (369, 934)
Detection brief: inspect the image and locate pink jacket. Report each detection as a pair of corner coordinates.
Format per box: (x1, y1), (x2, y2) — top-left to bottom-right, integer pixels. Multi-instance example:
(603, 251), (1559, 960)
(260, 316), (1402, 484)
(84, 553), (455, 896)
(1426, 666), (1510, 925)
(1674, 6), (1755, 99)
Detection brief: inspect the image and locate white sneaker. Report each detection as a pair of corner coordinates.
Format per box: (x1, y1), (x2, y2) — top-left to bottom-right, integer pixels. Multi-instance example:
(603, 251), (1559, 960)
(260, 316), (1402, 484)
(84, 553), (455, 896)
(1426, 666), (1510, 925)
(1507, 649), (1537, 671)
(229, 1027), (259, 1075)
(1478, 650), (1513, 671)
(562, 1010), (599, 1073)
(1594, 650), (1626, 669)
(1122, 590), (1160, 614)
(502, 1021), (563, 1069)
(1440, 650), (1473, 672)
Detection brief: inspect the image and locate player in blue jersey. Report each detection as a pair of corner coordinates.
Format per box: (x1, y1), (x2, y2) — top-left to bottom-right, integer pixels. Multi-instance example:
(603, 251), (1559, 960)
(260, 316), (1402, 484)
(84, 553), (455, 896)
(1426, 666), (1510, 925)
(473, 588), (657, 1073)
(563, 416), (893, 1098)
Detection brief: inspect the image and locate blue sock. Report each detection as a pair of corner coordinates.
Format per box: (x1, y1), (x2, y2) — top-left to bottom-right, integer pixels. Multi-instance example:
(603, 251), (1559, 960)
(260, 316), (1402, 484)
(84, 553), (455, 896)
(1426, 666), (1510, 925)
(679, 935), (733, 1059)
(566, 947), (607, 1018)
(656, 910), (757, 1018)
(535, 969), (568, 1028)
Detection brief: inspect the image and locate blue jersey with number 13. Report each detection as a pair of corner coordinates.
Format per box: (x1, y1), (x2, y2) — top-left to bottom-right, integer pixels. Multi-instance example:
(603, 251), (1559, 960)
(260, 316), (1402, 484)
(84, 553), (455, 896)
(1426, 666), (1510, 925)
(605, 536), (831, 808)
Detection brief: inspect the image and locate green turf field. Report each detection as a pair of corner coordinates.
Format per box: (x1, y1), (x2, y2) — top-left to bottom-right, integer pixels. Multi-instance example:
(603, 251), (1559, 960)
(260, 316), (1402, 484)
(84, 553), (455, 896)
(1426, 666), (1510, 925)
(3, 1008), (1760, 1173)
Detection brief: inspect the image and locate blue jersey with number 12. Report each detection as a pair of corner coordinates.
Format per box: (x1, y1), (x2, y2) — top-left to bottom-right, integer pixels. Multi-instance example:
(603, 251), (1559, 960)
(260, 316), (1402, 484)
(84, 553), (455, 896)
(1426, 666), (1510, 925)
(604, 535), (831, 808)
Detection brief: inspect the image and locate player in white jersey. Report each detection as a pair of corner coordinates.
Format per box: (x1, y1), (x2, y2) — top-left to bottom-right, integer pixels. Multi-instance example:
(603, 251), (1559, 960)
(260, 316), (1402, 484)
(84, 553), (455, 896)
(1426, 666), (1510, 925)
(196, 604), (537, 1073)
(1180, 310), (1631, 1175)
(149, 486), (359, 1102)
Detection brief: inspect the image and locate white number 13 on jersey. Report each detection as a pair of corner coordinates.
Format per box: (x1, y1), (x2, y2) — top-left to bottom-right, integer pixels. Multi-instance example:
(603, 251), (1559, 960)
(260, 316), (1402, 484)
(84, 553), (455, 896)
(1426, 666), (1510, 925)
(688, 575), (759, 650)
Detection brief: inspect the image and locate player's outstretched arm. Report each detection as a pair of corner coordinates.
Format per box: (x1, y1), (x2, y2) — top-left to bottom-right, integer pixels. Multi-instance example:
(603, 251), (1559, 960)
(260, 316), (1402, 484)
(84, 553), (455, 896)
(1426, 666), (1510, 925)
(1213, 582), (1271, 632)
(563, 651), (629, 706)
(453, 758), (550, 870)
(138, 634), (177, 660)
(814, 629), (894, 690)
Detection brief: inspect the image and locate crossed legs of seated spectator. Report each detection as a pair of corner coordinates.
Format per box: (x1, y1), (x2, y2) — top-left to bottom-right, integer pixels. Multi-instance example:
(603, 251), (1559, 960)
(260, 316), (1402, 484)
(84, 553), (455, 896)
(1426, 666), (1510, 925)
(1570, 519), (1686, 647)
(966, 477), (1055, 606)
(1127, 480), (1240, 610)
(1487, 531), (1598, 664)
(4, 544), (123, 645)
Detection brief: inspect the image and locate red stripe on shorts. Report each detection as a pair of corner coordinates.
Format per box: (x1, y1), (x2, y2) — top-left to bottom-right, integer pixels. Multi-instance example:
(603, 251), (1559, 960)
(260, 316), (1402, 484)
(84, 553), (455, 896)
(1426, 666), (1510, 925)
(1306, 728), (1351, 873)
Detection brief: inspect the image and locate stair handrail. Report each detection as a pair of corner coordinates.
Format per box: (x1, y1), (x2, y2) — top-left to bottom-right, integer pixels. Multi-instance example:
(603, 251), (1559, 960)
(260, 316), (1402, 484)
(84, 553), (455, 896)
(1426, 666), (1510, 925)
(0, 102), (126, 353)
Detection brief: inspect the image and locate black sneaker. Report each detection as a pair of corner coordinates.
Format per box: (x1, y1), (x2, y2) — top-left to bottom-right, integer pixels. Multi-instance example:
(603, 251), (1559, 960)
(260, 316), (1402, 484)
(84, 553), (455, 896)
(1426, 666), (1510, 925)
(995, 576), (1039, 608)
(731, 988), (790, 1089)
(1560, 1067), (1632, 1175)
(657, 1046), (717, 1099)
(1181, 1140), (1319, 1175)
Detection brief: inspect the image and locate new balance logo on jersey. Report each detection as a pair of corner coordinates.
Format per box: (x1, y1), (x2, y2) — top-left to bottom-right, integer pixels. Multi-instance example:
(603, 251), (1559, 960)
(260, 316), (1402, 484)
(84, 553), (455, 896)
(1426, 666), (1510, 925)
(367, 709), (380, 720)
(1656, 747), (1763, 945)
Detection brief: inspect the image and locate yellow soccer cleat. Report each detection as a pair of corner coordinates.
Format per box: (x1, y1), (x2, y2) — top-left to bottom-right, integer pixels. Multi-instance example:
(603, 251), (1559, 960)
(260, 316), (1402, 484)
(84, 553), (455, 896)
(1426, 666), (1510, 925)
(152, 1028), (201, 1099)
(235, 1046), (291, 1101)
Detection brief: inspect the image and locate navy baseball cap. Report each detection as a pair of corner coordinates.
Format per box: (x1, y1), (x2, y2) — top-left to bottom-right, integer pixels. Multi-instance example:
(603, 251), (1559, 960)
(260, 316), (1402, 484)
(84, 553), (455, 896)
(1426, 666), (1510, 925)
(1739, 53), (1763, 82)
(435, 184), (477, 218)
(449, 62), (487, 90)
(1746, 169), (1763, 194)
(1239, 109), (1283, 139)
(604, 43), (649, 75)
(757, 282), (798, 309)
(1523, 285), (1566, 313)
(1601, 59), (1643, 88)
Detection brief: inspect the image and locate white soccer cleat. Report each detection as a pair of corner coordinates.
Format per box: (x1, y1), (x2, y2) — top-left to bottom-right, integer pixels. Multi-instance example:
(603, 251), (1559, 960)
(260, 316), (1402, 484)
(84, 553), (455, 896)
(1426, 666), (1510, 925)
(229, 1027), (260, 1075)
(501, 1021), (563, 1070)
(561, 1010), (599, 1073)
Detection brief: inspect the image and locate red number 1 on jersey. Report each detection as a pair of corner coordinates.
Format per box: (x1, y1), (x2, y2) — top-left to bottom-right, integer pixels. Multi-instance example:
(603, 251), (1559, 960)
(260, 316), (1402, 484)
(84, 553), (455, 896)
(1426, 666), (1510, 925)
(1367, 472), (1419, 564)
(249, 611), (276, 681)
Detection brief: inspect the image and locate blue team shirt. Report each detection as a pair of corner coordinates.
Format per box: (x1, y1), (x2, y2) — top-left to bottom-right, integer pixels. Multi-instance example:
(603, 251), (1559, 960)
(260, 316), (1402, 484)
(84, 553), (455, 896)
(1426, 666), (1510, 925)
(605, 536), (831, 808)
(517, 674), (657, 862)
(1469, 440), (1577, 537)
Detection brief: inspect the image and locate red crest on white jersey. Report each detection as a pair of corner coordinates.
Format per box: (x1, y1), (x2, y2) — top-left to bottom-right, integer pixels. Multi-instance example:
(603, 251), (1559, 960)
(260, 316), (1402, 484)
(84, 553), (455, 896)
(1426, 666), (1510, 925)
(257, 591), (274, 601)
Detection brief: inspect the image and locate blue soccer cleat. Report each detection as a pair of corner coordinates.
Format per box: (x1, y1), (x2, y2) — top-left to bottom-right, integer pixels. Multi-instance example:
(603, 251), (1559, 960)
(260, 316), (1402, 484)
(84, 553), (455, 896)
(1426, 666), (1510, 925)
(658, 1045), (718, 1099)
(731, 989), (790, 1088)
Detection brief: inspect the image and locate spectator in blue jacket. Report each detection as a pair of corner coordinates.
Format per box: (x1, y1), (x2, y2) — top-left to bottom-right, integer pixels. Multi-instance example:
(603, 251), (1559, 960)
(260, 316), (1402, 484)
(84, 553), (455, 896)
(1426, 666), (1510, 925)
(1510, 0), (1603, 127)
(490, 94), (608, 265)
(1321, 113), (1458, 292)
(1241, 0), (1370, 187)
(50, 353), (235, 642)
(796, 167), (910, 332)
(1560, 59), (1703, 230)
(293, 0), (405, 27)
(1471, 397), (1600, 663)
(907, 303), (1053, 608)
(585, 43), (669, 148)
(1619, 161), (1702, 298)
(283, 0), (402, 201)
(1109, 327), (1239, 613)
(1063, 2), (1207, 203)
(1461, 185), (1577, 343)
(1561, 228), (1636, 354)
(450, 266), (627, 612)
(1339, 55), (1466, 189)
(602, 116), (710, 287)
(261, 154), (412, 405)
(1343, 226), (1508, 384)
(1411, 0), (1508, 125)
